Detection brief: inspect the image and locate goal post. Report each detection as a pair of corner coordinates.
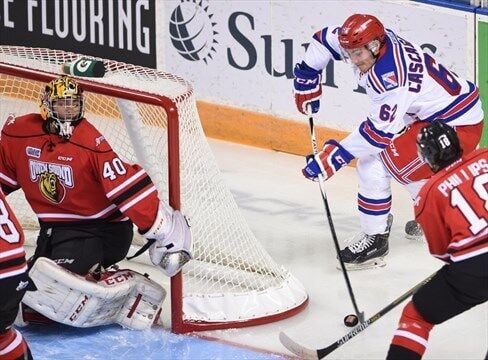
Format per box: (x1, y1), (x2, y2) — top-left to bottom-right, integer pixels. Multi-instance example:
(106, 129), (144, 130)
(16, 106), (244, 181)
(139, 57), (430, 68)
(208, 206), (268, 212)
(0, 46), (308, 333)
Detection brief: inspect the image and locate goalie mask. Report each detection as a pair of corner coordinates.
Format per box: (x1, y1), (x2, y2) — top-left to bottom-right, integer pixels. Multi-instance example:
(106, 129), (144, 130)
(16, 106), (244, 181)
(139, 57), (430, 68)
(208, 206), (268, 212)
(416, 120), (462, 173)
(39, 76), (84, 139)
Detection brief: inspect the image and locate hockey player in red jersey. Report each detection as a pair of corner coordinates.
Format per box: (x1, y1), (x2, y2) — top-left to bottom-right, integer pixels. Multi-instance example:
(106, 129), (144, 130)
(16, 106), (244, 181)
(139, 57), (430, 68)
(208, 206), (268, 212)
(386, 121), (487, 359)
(0, 189), (34, 359)
(295, 14), (484, 269)
(0, 75), (192, 330)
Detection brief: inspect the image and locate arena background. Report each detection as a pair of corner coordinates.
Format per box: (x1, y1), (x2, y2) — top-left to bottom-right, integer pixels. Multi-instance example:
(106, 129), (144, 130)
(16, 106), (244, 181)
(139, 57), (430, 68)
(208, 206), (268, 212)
(0, 0), (486, 150)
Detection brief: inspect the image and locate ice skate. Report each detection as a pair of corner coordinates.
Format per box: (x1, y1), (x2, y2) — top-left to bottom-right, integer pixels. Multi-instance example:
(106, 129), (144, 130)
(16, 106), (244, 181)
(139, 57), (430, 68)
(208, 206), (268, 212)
(337, 214), (393, 271)
(405, 220), (425, 242)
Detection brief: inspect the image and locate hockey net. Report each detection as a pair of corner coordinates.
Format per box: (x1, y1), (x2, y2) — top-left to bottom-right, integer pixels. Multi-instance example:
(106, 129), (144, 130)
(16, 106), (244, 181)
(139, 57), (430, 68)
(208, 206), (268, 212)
(0, 46), (308, 332)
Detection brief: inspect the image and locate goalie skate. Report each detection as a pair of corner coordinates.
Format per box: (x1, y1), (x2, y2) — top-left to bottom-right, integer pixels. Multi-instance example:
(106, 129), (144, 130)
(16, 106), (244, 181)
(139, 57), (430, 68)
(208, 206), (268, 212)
(337, 214), (393, 271)
(405, 220), (425, 242)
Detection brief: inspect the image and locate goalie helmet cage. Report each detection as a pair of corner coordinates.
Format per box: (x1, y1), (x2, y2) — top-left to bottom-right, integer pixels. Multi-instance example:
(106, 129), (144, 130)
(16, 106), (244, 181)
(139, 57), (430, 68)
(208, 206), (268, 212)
(0, 46), (308, 333)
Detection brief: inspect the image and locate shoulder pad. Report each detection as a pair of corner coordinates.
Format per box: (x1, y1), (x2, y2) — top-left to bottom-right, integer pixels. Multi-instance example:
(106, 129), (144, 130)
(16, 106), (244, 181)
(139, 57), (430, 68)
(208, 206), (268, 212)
(1, 113), (44, 136)
(312, 26), (342, 60)
(414, 180), (433, 217)
(368, 34), (407, 94)
(69, 119), (112, 152)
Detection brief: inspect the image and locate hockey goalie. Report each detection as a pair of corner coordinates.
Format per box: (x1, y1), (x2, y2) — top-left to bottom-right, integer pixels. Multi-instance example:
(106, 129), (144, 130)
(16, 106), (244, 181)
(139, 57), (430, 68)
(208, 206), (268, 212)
(0, 75), (192, 330)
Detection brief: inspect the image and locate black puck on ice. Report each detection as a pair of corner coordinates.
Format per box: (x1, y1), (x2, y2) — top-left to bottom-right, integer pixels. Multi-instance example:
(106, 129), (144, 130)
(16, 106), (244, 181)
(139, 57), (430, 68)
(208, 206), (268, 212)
(344, 314), (359, 327)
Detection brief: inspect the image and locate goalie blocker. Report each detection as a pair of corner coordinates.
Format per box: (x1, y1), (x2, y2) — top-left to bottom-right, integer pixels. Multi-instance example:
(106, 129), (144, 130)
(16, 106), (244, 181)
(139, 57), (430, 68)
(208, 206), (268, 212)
(142, 202), (193, 277)
(20, 257), (166, 330)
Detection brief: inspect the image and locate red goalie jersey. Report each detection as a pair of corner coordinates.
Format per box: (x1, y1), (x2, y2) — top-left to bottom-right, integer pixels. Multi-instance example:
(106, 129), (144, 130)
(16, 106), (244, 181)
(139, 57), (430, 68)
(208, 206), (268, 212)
(414, 148), (488, 263)
(0, 113), (159, 232)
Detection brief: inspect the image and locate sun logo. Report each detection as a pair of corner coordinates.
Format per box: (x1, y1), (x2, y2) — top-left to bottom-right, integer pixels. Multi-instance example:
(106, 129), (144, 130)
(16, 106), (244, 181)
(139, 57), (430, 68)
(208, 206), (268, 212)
(39, 171), (66, 204)
(169, 0), (219, 64)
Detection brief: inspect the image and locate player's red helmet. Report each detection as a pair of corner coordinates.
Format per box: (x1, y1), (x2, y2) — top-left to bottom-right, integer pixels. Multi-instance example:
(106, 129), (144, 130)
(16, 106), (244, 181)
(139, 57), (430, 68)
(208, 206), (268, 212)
(339, 14), (386, 55)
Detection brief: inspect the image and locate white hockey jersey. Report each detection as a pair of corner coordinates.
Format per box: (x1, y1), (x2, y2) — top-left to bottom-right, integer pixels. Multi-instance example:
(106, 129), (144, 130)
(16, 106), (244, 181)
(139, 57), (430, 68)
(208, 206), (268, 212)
(303, 26), (483, 158)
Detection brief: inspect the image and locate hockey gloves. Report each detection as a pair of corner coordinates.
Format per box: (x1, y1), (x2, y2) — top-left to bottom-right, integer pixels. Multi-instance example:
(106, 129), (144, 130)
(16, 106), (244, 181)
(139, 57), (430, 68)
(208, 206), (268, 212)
(293, 62), (322, 115)
(302, 140), (355, 181)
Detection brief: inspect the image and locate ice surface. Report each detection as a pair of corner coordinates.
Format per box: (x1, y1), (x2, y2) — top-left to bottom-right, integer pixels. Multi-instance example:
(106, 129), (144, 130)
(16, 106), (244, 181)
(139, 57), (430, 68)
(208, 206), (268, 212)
(200, 139), (487, 360)
(21, 139), (487, 359)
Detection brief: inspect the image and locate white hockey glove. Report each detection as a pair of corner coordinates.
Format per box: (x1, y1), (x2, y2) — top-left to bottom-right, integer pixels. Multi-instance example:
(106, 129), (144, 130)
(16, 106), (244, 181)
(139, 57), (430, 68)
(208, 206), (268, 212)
(142, 202), (193, 277)
(22, 257), (166, 330)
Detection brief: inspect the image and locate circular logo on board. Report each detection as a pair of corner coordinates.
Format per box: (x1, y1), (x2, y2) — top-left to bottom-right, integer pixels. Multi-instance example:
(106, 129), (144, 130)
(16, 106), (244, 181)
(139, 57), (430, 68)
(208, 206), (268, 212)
(169, 0), (219, 64)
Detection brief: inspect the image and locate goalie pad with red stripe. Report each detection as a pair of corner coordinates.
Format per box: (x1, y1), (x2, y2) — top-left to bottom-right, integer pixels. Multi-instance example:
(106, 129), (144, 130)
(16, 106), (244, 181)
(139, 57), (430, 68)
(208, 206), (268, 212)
(22, 257), (166, 330)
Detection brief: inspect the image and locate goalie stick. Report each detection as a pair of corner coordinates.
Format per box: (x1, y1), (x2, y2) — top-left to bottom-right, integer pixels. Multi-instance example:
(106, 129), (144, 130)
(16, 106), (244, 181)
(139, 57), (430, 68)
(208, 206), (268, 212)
(279, 271), (437, 359)
(307, 111), (364, 323)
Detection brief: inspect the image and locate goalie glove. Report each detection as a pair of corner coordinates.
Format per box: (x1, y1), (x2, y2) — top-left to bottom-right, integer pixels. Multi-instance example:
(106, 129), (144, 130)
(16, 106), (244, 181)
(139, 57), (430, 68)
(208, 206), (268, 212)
(142, 202), (193, 277)
(293, 62), (322, 115)
(302, 140), (355, 181)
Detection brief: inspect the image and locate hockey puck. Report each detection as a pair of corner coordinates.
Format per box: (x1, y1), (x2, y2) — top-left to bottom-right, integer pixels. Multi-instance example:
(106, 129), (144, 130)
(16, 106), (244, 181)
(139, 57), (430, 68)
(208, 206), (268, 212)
(344, 314), (359, 327)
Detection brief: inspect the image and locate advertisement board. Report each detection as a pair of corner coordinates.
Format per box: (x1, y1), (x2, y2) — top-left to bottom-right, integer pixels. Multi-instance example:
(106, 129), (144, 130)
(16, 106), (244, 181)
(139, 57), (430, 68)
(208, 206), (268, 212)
(0, 0), (157, 68)
(159, 0), (473, 131)
(0, 0), (481, 148)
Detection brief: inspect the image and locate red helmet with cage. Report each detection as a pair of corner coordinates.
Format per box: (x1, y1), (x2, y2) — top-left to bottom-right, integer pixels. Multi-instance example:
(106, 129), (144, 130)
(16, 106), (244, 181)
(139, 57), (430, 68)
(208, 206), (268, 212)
(339, 14), (386, 55)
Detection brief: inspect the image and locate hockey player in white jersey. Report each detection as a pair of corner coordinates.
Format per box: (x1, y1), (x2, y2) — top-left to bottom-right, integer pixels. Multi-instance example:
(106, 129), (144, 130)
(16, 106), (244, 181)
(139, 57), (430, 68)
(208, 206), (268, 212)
(294, 14), (484, 269)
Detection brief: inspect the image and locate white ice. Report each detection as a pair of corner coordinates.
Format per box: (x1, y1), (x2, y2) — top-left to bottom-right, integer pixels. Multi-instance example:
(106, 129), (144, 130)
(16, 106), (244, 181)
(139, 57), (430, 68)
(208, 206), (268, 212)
(25, 138), (487, 359)
(190, 139), (487, 359)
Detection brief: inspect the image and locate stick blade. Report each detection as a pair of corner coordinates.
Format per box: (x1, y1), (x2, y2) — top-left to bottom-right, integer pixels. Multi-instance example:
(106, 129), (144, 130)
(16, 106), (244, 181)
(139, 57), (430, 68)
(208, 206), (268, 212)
(279, 331), (319, 359)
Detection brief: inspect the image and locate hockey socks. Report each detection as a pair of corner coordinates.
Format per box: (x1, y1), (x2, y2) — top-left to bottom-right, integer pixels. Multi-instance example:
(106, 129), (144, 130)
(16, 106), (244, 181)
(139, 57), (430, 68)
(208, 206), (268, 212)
(0, 328), (32, 360)
(386, 301), (434, 359)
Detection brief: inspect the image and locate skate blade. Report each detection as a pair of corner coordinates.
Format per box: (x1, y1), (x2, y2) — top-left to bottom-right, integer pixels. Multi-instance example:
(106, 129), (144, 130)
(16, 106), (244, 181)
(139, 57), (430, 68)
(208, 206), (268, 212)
(405, 234), (426, 242)
(337, 257), (387, 271)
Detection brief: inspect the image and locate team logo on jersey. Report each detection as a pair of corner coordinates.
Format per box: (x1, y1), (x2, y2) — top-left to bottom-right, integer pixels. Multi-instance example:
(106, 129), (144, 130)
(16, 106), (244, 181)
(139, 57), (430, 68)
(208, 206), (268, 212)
(38, 171), (67, 204)
(381, 71), (398, 90)
(26, 146), (41, 158)
(29, 160), (74, 204)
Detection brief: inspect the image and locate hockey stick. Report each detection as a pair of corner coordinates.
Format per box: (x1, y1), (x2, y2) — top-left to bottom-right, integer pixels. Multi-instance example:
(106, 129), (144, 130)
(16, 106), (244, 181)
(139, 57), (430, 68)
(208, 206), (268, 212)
(279, 271), (437, 359)
(307, 111), (364, 323)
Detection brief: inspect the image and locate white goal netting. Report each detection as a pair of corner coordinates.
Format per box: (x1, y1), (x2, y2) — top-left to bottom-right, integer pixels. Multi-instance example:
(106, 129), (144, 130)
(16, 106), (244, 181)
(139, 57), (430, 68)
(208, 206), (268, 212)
(0, 46), (307, 332)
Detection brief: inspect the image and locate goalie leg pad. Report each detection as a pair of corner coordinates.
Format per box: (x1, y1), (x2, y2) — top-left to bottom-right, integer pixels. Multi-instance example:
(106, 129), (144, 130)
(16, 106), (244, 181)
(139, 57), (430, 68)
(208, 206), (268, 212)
(23, 257), (166, 330)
